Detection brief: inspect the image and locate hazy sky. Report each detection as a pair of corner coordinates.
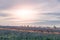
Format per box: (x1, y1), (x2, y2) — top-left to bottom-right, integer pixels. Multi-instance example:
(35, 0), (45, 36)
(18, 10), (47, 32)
(0, 0), (60, 27)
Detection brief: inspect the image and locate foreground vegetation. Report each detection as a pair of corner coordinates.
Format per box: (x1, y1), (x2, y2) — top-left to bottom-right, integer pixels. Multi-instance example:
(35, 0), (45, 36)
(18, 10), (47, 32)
(0, 30), (60, 40)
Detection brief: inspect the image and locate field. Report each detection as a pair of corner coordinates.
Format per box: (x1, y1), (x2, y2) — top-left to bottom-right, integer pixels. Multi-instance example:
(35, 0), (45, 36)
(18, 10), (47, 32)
(0, 30), (60, 40)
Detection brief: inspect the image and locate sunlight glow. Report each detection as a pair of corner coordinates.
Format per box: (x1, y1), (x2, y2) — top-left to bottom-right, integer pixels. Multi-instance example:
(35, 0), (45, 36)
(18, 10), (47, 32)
(13, 8), (37, 20)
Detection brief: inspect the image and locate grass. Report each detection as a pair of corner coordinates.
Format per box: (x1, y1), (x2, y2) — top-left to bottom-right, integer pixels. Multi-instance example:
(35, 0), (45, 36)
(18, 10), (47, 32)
(0, 30), (60, 40)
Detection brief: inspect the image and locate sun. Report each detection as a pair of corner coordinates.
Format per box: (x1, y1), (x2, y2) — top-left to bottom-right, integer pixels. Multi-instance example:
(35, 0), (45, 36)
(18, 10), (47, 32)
(13, 9), (36, 20)
(16, 9), (32, 17)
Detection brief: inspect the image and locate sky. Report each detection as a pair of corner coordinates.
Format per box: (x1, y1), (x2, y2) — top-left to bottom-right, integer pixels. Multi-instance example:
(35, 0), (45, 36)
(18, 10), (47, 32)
(0, 0), (60, 27)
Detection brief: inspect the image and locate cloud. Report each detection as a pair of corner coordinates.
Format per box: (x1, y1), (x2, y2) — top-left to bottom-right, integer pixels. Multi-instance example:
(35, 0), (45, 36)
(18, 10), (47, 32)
(0, 0), (23, 10)
(0, 0), (60, 26)
(5, 18), (16, 20)
(44, 13), (60, 16)
(33, 20), (60, 25)
(0, 0), (13, 10)
(40, 12), (60, 20)
(0, 13), (10, 17)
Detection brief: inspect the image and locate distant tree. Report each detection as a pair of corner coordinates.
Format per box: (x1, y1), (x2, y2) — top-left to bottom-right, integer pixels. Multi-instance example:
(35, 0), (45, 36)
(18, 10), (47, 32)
(27, 25), (29, 27)
(47, 30), (49, 33)
(54, 25), (57, 29)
